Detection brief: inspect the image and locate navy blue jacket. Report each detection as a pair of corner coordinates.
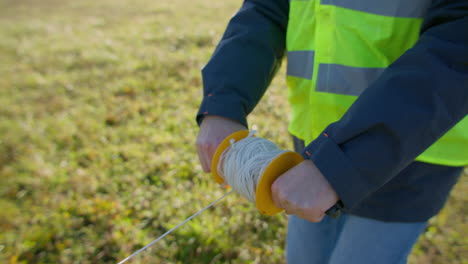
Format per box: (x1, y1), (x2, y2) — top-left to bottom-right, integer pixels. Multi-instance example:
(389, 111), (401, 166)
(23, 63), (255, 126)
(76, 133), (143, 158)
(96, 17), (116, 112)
(197, 0), (468, 222)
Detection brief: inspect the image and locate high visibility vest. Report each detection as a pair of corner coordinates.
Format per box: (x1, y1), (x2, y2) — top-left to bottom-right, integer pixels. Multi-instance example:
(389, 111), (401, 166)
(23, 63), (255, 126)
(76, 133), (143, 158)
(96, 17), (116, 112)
(286, 0), (468, 166)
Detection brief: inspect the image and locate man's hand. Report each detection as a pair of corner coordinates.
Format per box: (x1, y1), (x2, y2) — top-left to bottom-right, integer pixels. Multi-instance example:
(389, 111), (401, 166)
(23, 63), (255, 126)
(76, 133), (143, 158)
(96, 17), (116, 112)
(271, 160), (339, 222)
(196, 115), (247, 172)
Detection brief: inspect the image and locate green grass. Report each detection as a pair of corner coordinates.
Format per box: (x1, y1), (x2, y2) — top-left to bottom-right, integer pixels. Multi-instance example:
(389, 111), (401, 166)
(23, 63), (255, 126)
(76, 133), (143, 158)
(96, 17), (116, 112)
(0, 0), (466, 263)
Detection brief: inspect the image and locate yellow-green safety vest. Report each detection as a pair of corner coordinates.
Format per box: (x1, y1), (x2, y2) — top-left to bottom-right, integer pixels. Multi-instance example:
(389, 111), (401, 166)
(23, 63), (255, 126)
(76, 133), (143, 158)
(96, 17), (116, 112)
(286, 0), (468, 166)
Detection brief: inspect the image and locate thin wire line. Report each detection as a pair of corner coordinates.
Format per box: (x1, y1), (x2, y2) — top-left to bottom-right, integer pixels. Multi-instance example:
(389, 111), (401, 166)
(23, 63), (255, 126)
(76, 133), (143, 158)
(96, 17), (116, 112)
(117, 191), (233, 264)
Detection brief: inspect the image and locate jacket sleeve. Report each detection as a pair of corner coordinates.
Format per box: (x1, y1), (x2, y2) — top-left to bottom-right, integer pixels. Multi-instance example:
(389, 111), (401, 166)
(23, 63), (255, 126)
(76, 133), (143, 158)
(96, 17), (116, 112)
(304, 0), (468, 210)
(196, 0), (289, 127)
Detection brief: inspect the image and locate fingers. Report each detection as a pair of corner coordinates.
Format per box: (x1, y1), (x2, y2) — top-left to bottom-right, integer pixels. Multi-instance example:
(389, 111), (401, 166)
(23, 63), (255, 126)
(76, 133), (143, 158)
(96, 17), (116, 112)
(300, 211), (325, 223)
(196, 138), (218, 173)
(196, 142), (210, 172)
(195, 115), (247, 174)
(272, 179), (299, 216)
(281, 201), (325, 222)
(271, 170), (328, 223)
(282, 201), (326, 222)
(271, 179), (284, 210)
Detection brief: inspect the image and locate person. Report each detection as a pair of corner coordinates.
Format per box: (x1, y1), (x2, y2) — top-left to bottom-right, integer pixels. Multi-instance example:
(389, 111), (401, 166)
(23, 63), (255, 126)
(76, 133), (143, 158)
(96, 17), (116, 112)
(195, 0), (468, 263)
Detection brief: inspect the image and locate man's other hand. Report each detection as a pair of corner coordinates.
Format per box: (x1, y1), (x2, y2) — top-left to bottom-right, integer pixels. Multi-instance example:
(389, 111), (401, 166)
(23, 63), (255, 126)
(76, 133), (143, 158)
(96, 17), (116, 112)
(196, 115), (246, 172)
(271, 160), (339, 222)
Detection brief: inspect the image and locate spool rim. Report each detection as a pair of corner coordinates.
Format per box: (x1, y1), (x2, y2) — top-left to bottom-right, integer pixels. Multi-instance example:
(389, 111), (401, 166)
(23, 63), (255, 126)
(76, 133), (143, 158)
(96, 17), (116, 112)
(211, 130), (251, 184)
(255, 151), (304, 216)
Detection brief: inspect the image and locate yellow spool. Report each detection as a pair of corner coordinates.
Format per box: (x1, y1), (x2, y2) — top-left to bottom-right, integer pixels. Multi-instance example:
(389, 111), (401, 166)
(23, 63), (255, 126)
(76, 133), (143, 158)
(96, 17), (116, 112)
(211, 130), (304, 216)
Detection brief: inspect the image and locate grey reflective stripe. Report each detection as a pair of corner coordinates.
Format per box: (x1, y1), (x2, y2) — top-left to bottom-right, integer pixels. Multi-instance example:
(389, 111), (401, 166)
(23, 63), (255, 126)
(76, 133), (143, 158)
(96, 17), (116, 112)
(321, 0), (431, 18)
(316, 64), (385, 96)
(287, 51), (315, 80)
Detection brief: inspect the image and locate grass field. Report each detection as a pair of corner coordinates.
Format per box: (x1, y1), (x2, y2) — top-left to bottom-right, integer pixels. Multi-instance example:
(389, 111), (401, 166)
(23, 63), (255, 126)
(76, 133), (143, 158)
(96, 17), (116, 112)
(0, 0), (467, 263)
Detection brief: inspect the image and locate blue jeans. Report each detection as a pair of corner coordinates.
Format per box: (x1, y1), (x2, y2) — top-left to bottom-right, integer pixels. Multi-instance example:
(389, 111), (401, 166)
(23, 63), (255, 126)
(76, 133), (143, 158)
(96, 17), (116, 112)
(286, 214), (427, 264)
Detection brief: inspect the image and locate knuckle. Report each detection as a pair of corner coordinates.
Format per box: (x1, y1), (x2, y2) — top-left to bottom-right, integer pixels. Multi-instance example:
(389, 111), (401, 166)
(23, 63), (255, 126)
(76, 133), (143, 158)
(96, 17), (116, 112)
(306, 215), (319, 223)
(196, 139), (205, 148)
(272, 179), (284, 195)
(317, 214), (325, 222)
(207, 144), (218, 154)
(311, 213), (325, 223)
(271, 181), (280, 194)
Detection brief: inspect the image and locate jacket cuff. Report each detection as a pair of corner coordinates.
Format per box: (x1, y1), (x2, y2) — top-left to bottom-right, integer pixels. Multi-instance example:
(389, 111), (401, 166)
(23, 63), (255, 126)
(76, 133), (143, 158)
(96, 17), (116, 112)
(196, 93), (248, 128)
(303, 133), (374, 211)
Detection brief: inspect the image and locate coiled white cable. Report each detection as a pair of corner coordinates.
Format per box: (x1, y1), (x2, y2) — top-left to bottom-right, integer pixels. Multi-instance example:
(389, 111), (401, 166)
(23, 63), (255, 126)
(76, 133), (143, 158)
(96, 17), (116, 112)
(217, 131), (286, 203)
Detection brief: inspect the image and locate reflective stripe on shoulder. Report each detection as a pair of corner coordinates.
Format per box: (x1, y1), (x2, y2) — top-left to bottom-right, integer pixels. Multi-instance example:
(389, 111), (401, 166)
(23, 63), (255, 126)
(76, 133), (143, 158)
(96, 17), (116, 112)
(320, 0), (431, 18)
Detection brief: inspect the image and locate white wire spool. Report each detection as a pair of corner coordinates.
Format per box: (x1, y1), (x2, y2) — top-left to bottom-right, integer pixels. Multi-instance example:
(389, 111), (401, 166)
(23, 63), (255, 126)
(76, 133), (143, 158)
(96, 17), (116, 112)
(211, 130), (303, 215)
